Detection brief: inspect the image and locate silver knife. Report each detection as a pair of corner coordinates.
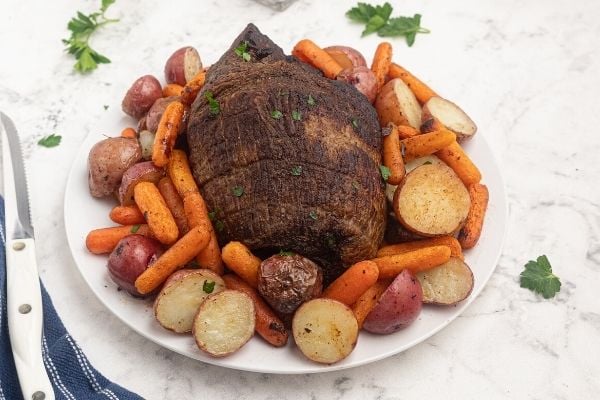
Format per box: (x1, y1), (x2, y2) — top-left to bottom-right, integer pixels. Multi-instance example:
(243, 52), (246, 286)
(1, 113), (54, 400)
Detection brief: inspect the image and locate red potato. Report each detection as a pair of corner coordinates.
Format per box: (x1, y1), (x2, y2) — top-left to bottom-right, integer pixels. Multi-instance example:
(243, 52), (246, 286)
(118, 161), (165, 205)
(421, 97), (477, 141)
(193, 290), (255, 357)
(363, 269), (423, 334)
(164, 46), (203, 86)
(416, 257), (474, 305)
(88, 137), (142, 198)
(292, 298), (358, 364)
(122, 75), (163, 119)
(154, 269), (225, 333)
(107, 234), (164, 297)
(375, 78), (422, 129)
(337, 66), (378, 103)
(145, 96), (179, 133)
(324, 46), (367, 70)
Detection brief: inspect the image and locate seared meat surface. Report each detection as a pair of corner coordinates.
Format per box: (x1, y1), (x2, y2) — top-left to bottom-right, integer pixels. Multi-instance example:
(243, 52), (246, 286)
(187, 24), (386, 282)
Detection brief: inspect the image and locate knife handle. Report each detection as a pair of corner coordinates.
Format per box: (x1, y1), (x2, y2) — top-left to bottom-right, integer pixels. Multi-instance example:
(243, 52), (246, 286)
(7, 238), (55, 400)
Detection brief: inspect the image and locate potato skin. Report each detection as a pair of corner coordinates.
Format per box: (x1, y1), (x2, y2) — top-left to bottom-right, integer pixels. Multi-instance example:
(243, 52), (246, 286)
(88, 137), (142, 197)
(118, 161), (165, 205)
(146, 96), (179, 133)
(375, 78), (422, 129)
(324, 46), (367, 69)
(258, 254), (323, 314)
(122, 75), (163, 119)
(164, 46), (202, 85)
(337, 66), (378, 103)
(363, 269), (423, 334)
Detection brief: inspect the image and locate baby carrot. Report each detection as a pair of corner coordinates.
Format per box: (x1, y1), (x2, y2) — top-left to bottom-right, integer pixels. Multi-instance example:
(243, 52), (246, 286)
(135, 225), (211, 295)
(351, 280), (391, 330)
(388, 63), (437, 105)
(401, 129), (456, 162)
(372, 246), (451, 279)
(322, 260), (380, 306)
(120, 127), (137, 139)
(180, 71), (206, 106)
(377, 236), (464, 260)
(152, 100), (185, 168)
(371, 42), (393, 92)
(396, 124), (420, 139)
(134, 182), (179, 245)
(458, 183), (489, 249)
(222, 274), (288, 347)
(162, 83), (184, 97)
(168, 149), (200, 198)
(221, 241), (261, 288)
(109, 205), (145, 225)
(157, 177), (189, 236)
(435, 141), (482, 186)
(292, 39), (343, 79)
(86, 224), (150, 254)
(382, 125), (405, 185)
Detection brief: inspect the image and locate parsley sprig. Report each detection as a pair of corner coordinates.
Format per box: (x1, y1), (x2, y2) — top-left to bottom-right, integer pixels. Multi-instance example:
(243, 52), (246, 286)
(520, 255), (561, 299)
(234, 41), (251, 62)
(346, 2), (429, 46)
(38, 134), (62, 148)
(62, 0), (119, 73)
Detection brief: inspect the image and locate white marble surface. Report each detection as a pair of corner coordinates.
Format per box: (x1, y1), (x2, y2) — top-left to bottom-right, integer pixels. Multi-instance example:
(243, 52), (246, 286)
(1, 0), (599, 398)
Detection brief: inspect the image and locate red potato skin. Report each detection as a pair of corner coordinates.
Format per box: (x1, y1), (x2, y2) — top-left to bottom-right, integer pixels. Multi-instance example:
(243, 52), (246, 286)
(337, 66), (378, 103)
(146, 96), (180, 133)
(88, 137), (142, 198)
(118, 161), (165, 205)
(363, 269), (423, 334)
(122, 75), (163, 119)
(107, 234), (164, 297)
(164, 47), (202, 85)
(324, 46), (367, 69)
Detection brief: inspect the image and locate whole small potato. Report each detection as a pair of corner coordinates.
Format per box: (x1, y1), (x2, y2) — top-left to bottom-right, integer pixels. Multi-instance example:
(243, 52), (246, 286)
(363, 269), (423, 334)
(324, 46), (367, 69)
(107, 234), (164, 297)
(88, 137), (142, 197)
(118, 161), (165, 205)
(337, 66), (378, 103)
(122, 75), (163, 119)
(164, 46), (203, 86)
(146, 96), (179, 133)
(258, 254), (323, 314)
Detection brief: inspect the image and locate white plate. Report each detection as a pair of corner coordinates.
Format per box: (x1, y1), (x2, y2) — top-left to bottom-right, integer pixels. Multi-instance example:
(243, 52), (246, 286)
(64, 110), (507, 374)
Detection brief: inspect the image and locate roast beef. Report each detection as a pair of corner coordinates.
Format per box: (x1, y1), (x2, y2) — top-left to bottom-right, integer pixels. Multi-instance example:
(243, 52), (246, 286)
(187, 24), (386, 282)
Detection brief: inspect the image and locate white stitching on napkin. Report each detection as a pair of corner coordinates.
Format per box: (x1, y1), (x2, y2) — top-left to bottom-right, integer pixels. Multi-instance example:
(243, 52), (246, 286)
(42, 335), (77, 400)
(66, 335), (120, 400)
(0, 295), (5, 400)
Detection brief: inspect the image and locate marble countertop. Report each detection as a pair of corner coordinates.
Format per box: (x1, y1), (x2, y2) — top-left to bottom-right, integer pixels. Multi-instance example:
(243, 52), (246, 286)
(1, 0), (599, 398)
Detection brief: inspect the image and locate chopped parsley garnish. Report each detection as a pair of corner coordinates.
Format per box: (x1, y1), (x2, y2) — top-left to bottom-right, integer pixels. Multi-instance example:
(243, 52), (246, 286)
(291, 165), (303, 176)
(352, 180), (360, 190)
(379, 165), (391, 181)
(520, 255), (561, 299)
(208, 211), (217, 221)
(232, 186), (244, 197)
(130, 224), (141, 233)
(215, 220), (225, 232)
(234, 41), (251, 62)
(203, 280), (216, 294)
(279, 250), (295, 256)
(351, 118), (359, 129)
(292, 110), (302, 121)
(204, 91), (220, 115)
(307, 95), (316, 106)
(309, 210), (318, 220)
(38, 134), (62, 148)
(271, 110), (283, 119)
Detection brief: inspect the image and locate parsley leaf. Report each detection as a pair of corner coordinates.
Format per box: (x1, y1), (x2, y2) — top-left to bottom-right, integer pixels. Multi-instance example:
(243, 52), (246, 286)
(292, 110), (302, 121)
(215, 220), (225, 232)
(291, 166), (303, 176)
(520, 255), (561, 299)
(279, 250), (295, 256)
(232, 186), (244, 197)
(378, 14), (430, 46)
(38, 134), (62, 148)
(309, 210), (318, 220)
(62, 0), (119, 73)
(130, 224), (141, 233)
(351, 118), (359, 129)
(203, 280), (216, 294)
(363, 15), (387, 36)
(208, 211), (217, 221)
(352, 180), (360, 191)
(307, 95), (316, 106)
(234, 41), (251, 62)
(379, 165), (391, 181)
(346, 2), (392, 25)
(271, 110), (283, 119)
(204, 91), (220, 115)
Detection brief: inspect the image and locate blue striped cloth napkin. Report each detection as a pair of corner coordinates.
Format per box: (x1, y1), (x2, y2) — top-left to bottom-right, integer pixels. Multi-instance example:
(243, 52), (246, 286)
(0, 197), (143, 400)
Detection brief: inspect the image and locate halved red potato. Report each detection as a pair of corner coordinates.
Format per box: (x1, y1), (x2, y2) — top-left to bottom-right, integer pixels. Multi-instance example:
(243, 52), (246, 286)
(421, 96), (477, 141)
(324, 46), (367, 70)
(415, 257), (474, 305)
(118, 161), (165, 205)
(292, 298), (358, 364)
(393, 163), (470, 236)
(154, 269), (225, 333)
(193, 290), (255, 357)
(337, 66), (378, 103)
(363, 269), (423, 334)
(375, 78), (422, 129)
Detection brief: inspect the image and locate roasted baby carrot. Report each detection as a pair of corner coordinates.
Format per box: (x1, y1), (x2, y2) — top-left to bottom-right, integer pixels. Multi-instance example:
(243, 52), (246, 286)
(222, 274), (288, 347)
(377, 236), (464, 260)
(135, 225), (211, 295)
(292, 39), (343, 79)
(109, 205), (145, 225)
(435, 141), (482, 186)
(322, 260), (380, 306)
(397, 124), (420, 139)
(180, 71), (206, 106)
(168, 149), (200, 198)
(351, 280), (391, 330)
(152, 100), (185, 168)
(401, 129), (456, 162)
(120, 127), (137, 139)
(157, 177), (189, 236)
(86, 224), (150, 254)
(162, 83), (184, 97)
(372, 246), (451, 279)
(382, 125), (405, 185)
(134, 182), (179, 245)
(388, 63), (437, 105)
(371, 42), (392, 92)
(458, 183), (489, 249)
(221, 241), (261, 288)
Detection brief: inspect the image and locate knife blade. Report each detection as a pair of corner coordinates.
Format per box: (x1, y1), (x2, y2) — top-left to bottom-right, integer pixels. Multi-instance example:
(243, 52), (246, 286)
(1, 113), (54, 400)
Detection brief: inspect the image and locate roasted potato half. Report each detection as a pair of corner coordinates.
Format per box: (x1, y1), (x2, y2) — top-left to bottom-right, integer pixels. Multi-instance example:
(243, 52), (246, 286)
(421, 96), (477, 141)
(416, 257), (474, 305)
